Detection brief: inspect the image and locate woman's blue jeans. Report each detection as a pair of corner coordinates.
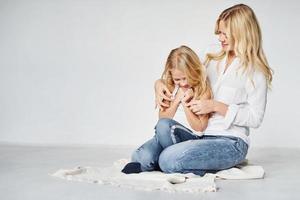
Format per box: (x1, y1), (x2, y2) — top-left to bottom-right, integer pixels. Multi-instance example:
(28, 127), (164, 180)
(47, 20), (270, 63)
(131, 118), (248, 176)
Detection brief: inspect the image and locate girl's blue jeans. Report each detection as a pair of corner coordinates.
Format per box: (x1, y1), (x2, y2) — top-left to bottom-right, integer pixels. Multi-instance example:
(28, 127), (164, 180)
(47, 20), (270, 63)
(131, 118), (248, 176)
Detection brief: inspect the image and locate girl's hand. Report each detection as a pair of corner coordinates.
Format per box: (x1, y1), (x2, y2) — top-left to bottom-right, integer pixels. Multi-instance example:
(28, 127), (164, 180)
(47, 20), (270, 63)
(155, 79), (172, 110)
(186, 99), (215, 115)
(176, 87), (186, 102)
(181, 89), (194, 105)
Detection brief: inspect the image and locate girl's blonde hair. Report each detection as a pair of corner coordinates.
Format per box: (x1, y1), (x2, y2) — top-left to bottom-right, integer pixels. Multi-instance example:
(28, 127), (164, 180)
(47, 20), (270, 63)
(161, 45), (212, 100)
(205, 4), (273, 87)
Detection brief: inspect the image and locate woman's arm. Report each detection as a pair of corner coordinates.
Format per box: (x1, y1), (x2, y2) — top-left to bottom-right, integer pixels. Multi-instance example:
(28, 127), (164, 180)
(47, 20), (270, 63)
(187, 71), (268, 129)
(188, 99), (228, 117)
(220, 71), (268, 129)
(155, 79), (172, 110)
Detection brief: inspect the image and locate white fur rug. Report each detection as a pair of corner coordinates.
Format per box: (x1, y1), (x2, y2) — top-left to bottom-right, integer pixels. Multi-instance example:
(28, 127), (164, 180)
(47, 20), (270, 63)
(50, 159), (265, 193)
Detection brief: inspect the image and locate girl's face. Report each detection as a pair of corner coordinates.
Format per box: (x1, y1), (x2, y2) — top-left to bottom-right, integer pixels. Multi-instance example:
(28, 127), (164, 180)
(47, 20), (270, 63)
(171, 68), (190, 89)
(218, 20), (233, 52)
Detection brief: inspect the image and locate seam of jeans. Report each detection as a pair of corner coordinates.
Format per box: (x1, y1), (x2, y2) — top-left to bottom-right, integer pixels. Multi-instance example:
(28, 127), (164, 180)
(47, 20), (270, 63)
(170, 125), (177, 144)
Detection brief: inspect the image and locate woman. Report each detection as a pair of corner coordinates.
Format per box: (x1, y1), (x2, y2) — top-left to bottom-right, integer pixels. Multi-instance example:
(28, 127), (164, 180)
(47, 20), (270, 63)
(122, 45), (212, 174)
(153, 4), (273, 176)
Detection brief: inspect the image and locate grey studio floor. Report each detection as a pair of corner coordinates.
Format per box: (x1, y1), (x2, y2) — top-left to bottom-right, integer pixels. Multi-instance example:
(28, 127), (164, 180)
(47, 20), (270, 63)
(0, 143), (299, 200)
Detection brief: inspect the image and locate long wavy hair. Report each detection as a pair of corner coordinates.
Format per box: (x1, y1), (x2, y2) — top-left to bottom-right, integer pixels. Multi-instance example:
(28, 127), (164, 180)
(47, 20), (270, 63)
(205, 4), (273, 87)
(161, 45), (212, 100)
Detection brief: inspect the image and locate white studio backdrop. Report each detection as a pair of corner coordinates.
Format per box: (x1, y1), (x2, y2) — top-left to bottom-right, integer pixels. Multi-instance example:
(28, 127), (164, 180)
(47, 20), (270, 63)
(0, 0), (299, 148)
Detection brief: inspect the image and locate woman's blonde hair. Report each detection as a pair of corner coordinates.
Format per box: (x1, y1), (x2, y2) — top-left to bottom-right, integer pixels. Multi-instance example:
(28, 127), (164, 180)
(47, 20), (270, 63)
(205, 4), (273, 87)
(161, 45), (212, 100)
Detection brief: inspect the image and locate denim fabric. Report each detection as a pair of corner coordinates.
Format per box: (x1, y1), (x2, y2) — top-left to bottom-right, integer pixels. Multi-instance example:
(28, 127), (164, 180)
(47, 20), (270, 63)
(131, 118), (248, 176)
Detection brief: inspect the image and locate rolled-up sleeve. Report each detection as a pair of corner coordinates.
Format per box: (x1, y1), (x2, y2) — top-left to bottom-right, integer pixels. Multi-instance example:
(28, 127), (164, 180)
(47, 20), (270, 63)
(223, 71), (268, 129)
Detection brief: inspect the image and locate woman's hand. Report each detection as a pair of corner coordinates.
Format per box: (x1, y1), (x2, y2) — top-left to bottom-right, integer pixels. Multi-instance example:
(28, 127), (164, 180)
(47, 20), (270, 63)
(186, 100), (229, 116)
(155, 79), (172, 110)
(186, 99), (216, 115)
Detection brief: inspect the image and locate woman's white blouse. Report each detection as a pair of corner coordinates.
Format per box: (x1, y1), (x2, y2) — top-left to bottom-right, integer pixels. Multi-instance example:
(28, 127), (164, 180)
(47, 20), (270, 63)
(204, 56), (268, 145)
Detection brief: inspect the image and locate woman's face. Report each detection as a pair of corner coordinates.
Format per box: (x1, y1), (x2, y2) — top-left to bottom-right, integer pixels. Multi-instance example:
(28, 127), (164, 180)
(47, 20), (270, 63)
(171, 68), (190, 89)
(218, 20), (233, 52)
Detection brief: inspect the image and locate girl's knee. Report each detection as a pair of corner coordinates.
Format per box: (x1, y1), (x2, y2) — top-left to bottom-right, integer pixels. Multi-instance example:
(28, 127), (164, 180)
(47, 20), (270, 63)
(155, 119), (177, 148)
(155, 118), (175, 140)
(156, 118), (173, 131)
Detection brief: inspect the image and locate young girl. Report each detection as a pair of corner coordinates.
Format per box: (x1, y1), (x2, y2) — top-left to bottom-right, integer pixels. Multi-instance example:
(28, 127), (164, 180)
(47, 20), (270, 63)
(121, 45), (212, 174)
